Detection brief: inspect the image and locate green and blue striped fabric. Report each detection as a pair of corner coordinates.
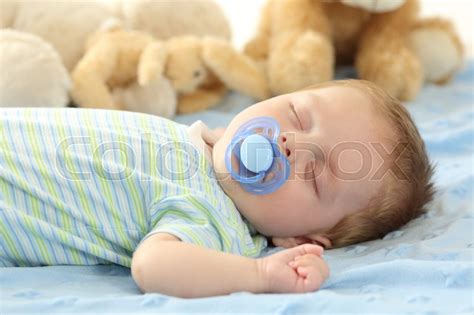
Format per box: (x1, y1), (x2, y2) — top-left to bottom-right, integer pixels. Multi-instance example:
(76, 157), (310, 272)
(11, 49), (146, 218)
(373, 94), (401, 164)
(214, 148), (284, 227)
(0, 108), (267, 267)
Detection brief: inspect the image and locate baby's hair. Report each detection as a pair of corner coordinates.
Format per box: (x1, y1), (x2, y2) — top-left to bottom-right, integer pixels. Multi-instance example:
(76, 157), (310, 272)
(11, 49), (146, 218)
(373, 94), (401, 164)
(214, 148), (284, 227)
(302, 80), (435, 248)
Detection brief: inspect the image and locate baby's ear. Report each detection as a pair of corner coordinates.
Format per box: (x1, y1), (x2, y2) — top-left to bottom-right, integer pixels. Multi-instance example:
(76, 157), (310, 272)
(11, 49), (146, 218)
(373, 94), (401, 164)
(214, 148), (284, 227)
(272, 234), (332, 249)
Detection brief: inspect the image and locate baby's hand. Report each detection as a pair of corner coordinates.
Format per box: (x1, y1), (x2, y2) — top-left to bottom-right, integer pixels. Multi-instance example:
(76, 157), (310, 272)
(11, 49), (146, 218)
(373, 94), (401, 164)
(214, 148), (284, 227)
(257, 244), (329, 294)
(197, 120), (225, 147)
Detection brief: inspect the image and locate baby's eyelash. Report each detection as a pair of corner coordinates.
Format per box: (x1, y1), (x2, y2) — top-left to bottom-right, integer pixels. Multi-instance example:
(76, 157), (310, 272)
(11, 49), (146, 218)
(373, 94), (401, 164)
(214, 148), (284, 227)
(313, 173), (318, 196)
(310, 161), (319, 196)
(290, 103), (303, 130)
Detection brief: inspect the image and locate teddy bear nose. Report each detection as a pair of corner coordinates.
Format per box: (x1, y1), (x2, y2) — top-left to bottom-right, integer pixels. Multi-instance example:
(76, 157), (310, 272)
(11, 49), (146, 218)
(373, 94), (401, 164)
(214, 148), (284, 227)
(193, 70), (202, 78)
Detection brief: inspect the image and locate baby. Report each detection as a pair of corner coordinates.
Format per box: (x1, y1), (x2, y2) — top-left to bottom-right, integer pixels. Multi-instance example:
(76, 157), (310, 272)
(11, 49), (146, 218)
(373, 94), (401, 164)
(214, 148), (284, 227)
(0, 80), (434, 298)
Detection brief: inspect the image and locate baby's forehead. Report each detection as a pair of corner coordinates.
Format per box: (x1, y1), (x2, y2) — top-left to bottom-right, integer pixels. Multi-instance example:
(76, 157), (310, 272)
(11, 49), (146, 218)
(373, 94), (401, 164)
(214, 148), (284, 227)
(280, 84), (398, 149)
(304, 84), (384, 110)
(301, 84), (366, 97)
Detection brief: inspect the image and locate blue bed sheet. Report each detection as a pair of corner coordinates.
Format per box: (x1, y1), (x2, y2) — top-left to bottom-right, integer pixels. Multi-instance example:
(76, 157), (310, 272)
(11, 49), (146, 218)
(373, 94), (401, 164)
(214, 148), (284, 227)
(1, 61), (473, 314)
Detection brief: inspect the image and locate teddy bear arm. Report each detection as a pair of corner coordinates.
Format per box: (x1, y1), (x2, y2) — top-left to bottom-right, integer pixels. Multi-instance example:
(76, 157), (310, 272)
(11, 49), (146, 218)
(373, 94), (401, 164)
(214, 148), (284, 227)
(262, 0), (334, 94)
(202, 38), (270, 100)
(71, 42), (119, 109)
(243, 0), (272, 60)
(244, 35), (269, 62)
(71, 73), (117, 109)
(270, 0), (332, 38)
(138, 41), (167, 86)
(177, 84), (227, 114)
(74, 41), (119, 81)
(355, 0), (424, 100)
(356, 36), (423, 101)
(359, 0), (419, 42)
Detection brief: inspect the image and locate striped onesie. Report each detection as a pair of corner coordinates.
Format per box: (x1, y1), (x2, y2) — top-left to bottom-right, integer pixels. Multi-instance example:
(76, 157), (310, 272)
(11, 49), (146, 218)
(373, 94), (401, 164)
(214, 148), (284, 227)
(0, 108), (267, 267)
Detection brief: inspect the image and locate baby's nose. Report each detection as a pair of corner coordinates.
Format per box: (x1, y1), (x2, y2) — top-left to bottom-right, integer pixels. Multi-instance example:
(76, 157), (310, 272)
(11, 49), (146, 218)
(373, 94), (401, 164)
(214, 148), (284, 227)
(280, 134), (293, 160)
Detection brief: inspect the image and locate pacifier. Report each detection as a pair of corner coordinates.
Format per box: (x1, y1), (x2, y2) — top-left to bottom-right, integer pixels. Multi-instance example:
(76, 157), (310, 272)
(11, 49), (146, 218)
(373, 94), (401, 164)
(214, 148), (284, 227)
(225, 117), (290, 194)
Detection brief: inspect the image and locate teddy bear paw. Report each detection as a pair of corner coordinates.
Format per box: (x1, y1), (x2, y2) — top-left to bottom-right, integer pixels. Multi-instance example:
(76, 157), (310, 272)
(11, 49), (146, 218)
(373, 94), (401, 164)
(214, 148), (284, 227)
(244, 35), (268, 61)
(358, 46), (423, 101)
(408, 18), (463, 85)
(268, 30), (334, 95)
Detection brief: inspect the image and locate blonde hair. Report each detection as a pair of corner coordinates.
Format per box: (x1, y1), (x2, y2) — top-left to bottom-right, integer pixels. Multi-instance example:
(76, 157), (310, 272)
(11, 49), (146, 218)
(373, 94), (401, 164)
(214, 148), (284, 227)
(303, 80), (435, 249)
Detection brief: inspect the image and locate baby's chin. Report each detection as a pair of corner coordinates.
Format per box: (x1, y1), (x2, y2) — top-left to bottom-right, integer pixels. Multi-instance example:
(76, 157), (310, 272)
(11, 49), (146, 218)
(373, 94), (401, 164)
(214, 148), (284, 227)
(212, 139), (235, 194)
(211, 139), (251, 214)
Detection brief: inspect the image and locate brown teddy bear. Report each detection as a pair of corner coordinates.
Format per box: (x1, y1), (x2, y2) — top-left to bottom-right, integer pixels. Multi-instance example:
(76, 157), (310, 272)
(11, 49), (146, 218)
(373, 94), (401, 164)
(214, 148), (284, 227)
(71, 27), (270, 116)
(244, 0), (463, 100)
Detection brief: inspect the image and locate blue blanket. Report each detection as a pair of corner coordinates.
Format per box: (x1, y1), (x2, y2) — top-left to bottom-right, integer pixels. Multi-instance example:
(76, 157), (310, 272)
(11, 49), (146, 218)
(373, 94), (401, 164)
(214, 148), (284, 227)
(2, 62), (473, 314)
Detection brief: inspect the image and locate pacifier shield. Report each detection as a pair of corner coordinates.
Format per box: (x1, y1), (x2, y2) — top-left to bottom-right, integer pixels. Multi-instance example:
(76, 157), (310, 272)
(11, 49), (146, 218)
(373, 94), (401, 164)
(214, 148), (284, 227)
(225, 116), (290, 195)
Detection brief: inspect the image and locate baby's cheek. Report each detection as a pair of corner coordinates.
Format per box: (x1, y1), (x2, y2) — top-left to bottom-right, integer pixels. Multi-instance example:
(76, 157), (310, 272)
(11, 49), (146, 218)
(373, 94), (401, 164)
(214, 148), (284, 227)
(269, 182), (308, 214)
(335, 148), (367, 180)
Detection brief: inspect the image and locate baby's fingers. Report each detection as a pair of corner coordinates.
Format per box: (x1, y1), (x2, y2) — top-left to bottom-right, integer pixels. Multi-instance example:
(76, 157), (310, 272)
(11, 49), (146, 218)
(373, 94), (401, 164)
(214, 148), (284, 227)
(296, 266), (310, 277)
(292, 263), (328, 292)
(303, 265), (327, 291)
(299, 244), (324, 256)
(291, 254), (319, 267)
(313, 255), (330, 279)
(290, 255), (329, 279)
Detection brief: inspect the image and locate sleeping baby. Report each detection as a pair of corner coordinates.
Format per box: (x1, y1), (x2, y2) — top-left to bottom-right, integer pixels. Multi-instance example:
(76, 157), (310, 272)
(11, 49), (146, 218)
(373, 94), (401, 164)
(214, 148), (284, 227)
(0, 79), (435, 298)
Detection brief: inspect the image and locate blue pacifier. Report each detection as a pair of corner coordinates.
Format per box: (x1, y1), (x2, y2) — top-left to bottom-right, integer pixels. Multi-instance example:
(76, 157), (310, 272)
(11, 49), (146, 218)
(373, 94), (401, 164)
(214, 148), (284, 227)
(225, 117), (290, 194)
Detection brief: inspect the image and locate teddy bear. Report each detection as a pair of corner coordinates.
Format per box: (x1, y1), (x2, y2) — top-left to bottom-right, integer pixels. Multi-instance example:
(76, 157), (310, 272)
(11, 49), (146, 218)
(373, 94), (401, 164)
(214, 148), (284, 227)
(115, 0), (231, 41)
(244, 0), (463, 101)
(71, 27), (270, 116)
(0, 0), (116, 71)
(1, 0), (246, 115)
(0, 0), (230, 71)
(111, 73), (177, 119)
(0, 29), (70, 107)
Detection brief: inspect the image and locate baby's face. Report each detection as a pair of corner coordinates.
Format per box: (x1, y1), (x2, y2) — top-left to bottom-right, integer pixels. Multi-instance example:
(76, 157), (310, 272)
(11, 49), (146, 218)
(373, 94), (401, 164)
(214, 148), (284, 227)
(212, 86), (393, 238)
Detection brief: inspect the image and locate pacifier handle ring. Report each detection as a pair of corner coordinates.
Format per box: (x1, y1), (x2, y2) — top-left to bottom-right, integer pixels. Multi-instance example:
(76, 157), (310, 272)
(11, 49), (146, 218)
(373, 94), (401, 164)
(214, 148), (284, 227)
(240, 134), (274, 174)
(225, 139), (266, 183)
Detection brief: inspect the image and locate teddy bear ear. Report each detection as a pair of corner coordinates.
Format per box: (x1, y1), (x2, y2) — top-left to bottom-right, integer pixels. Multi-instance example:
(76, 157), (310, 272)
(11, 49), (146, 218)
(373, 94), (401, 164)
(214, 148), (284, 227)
(200, 37), (270, 100)
(138, 41), (168, 86)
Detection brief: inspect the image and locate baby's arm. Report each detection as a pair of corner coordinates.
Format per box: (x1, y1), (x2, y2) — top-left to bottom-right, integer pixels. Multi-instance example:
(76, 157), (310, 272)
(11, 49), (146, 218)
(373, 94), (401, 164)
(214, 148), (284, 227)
(131, 233), (329, 298)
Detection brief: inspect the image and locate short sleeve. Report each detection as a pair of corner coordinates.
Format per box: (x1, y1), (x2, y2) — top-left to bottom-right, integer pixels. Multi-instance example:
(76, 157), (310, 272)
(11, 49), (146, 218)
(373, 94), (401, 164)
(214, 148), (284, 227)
(140, 195), (267, 257)
(142, 196), (223, 251)
(144, 208), (223, 251)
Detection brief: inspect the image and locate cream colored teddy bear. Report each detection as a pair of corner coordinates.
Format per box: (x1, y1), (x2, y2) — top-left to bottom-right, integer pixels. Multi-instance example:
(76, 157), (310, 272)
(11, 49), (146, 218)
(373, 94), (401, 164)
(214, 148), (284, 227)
(245, 0), (463, 100)
(0, 0), (230, 72)
(0, 29), (70, 107)
(0, 0), (115, 71)
(71, 28), (269, 116)
(116, 0), (231, 41)
(1, 0), (240, 115)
